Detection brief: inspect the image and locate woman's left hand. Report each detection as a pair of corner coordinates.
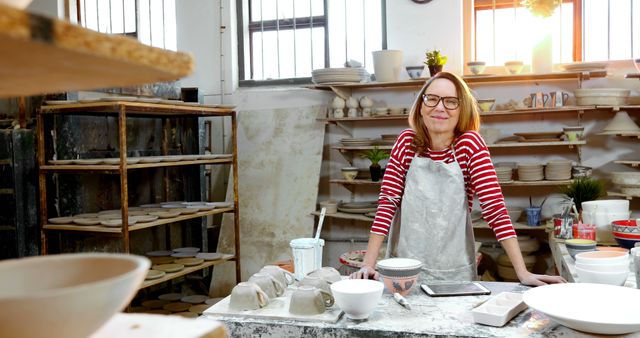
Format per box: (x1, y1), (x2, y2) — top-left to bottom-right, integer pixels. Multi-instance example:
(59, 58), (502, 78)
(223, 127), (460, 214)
(518, 271), (567, 286)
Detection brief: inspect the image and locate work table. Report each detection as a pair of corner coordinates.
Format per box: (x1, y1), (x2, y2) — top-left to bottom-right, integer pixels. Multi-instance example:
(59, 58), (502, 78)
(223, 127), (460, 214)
(202, 281), (638, 337)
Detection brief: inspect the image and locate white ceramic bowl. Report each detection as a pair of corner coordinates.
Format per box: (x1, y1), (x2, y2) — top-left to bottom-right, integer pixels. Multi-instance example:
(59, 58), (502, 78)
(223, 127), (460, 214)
(467, 62), (486, 75)
(581, 200), (629, 214)
(0, 253), (150, 338)
(575, 266), (629, 286)
(504, 61), (524, 74)
(330, 279), (384, 320)
(575, 251), (629, 265)
(575, 262), (629, 273)
(611, 172), (640, 187)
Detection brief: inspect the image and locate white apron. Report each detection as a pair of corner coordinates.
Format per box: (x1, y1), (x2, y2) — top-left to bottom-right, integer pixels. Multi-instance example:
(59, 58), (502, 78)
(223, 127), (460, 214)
(386, 149), (477, 282)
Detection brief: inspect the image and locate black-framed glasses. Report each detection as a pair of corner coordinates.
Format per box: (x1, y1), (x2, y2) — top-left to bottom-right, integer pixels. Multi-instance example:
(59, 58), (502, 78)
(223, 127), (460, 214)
(422, 94), (460, 109)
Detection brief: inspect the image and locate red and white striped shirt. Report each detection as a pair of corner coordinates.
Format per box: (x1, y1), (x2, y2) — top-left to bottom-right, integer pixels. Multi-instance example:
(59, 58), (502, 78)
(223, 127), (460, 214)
(372, 128), (517, 241)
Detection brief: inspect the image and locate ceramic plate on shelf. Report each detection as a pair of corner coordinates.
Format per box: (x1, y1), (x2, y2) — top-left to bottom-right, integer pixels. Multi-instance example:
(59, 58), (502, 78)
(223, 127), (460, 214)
(150, 256), (174, 265)
(73, 159), (103, 165)
(171, 252), (197, 258)
(163, 302), (191, 312)
(72, 218), (101, 226)
(513, 132), (564, 140)
(44, 100), (77, 105)
(523, 283), (640, 335)
(560, 62), (608, 72)
(174, 258), (204, 267)
(138, 157), (163, 164)
(145, 270), (165, 280)
(181, 295), (208, 304)
(337, 207), (377, 214)
(196, 252), (224, 261)
(126, 158), (141, 164)
(152, 263), (184, 273)
(173, 247), (201, 253)
(150, 211), (180, 218)
(48, 217), (73, 224)
(132, 215), (158, 223)
(142, 299), (169, 309)
(188, 304), (211, 314)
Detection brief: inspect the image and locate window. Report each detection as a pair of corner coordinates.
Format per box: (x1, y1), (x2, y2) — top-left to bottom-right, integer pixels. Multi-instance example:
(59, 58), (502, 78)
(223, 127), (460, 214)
(239, 0), (385, 83)
(74, 0), (177, 51)
(471, 0), (640, 65)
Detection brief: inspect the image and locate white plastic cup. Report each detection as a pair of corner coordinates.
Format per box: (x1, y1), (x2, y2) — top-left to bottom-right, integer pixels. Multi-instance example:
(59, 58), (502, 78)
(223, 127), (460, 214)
(372, 50), (403, 82)
(290, 238), (325, 281)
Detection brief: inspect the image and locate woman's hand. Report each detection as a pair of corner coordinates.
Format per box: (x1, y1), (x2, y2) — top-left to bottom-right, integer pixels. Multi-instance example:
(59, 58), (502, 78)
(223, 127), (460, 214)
(349, 265), (379, 280)
(518, 271), (567, 286)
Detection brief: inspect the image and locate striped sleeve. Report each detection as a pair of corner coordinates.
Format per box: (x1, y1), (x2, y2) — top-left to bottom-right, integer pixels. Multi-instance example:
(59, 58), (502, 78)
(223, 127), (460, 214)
(370, 129), (415, 236)
(458, 131), (517, 241)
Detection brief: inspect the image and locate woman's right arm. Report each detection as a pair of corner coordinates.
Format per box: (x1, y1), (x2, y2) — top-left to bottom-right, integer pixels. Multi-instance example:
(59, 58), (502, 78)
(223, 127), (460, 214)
(350, 130), (414, 279)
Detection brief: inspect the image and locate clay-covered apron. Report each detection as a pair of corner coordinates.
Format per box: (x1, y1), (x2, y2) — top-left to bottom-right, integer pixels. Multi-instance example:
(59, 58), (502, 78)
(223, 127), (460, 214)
(386, 149), (477, 282)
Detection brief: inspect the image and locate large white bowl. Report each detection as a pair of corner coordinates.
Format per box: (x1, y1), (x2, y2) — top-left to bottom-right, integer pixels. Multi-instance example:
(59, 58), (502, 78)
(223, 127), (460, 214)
(0, 253), (150, 338)
(523, 283), (640, 335)
(575, 251), (629, 265)
(575, 261), (629, 273)
(575, 266), (629, 286)
(581, 200), (629, 214)
(330, 279), (384, 320)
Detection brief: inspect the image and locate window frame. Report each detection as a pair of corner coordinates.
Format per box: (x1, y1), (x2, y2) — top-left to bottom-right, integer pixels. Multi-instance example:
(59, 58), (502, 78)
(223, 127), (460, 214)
(236, 0), (387, 87)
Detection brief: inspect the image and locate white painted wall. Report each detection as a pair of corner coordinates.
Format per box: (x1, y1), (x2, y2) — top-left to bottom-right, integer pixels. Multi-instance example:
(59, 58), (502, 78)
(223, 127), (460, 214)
(174, 1), (640, 286)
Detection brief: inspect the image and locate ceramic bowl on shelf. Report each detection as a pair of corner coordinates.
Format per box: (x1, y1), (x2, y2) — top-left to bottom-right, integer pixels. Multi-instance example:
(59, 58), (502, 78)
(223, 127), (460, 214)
(611, 220), (640, 249)
(0, 253), (149, 338)
(562, 126), (585, 141)
(477, 99), (495, 112)
(467, 61), (486, 75)
(506, 207), (523, 223)
(565, 239), (597, 259)
(405, 66), (424, 79)
(341, 167), (359, 181)
(330, 279), (384, 320)
(319, 200), (338, 214)
(504, 61), (524, 75)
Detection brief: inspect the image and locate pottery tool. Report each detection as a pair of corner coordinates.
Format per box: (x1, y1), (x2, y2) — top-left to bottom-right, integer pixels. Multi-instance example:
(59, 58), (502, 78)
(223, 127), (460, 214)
(315, 207), (326, 243)
(393, 292), (411, 310)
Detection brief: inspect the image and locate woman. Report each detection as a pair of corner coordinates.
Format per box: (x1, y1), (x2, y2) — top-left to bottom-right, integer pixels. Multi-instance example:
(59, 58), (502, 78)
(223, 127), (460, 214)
(352, 72), (565, 286)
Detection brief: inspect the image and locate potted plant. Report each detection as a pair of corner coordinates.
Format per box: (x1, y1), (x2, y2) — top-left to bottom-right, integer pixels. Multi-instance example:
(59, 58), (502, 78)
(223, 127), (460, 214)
(424, 49), (447, 77)
(360, 146), (390, 182)
(560, 177), (605, 216)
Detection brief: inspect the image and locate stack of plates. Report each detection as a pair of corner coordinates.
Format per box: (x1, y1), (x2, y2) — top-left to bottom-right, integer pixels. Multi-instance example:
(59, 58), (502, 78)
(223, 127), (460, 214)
(517, 163), (544, 181)
(545, 160), (572, 180)
(337, 201), (378, 214)
(560, 61), (608, 72)
(311, 68), (369, 84)
(494, 166), (513, 183)
(377, 134), (398, 145)
(341, 138), (374, 147)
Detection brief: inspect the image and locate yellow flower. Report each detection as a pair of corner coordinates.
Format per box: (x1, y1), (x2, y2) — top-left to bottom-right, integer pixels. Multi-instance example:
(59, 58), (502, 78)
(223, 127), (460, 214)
(522, 0), (561, 18)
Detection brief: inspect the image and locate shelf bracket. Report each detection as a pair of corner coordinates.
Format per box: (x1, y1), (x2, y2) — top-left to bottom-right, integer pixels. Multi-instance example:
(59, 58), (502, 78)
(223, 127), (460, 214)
(337, 149), (354, 165)
(329, 86), (352, 100)
(334, 121), (352, 135)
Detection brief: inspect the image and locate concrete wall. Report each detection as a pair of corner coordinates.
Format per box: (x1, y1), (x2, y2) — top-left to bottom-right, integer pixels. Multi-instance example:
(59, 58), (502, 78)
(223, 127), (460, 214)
(178, 1), (640, 290)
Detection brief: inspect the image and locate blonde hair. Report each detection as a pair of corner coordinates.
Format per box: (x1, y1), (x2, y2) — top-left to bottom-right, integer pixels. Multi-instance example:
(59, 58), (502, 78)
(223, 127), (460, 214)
(408, 72), (480, 153)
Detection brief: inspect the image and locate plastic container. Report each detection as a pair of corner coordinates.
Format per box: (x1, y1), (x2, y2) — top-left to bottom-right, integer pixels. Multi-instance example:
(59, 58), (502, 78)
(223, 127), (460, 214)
(290, 238), (325, 281)
(372, 50), (403, 82)
(472, 292), (528, 327)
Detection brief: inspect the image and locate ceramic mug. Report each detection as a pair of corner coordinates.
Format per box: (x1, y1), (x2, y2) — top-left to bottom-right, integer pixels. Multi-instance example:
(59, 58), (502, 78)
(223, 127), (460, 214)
(549, 91), (570, 107)
(525, 207), (542, 226)
(530, 93), (548, 108)
(248, 273), (285, 298)
(260, 265), (295, 286)
(289, 286), (335, 315)
(229, 282), (269, 310)
(299, 275), (332, 294)
(306, 267), (342, 284)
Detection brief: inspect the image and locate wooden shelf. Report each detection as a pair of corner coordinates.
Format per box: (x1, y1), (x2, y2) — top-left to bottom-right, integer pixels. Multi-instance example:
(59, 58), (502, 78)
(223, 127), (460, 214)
(600, 132), (640, 139)
(309, 70), (607, 92)
(40, 158), (232, 173)
(607, 191), (639, 200)
(318, 115), (408, 123)
(331, 178), (572, 187)
(0, 5), (192, 98)
(40, 102), (234, 117)
(332, 140), (585, 151)
(625, 73), (640, 79)
(488, 140), (585, 148)
(614, 160), (640, 167)
(43, 207), (234, 233)
(141, 254), (235, 289)
(310, 211), (547, 231)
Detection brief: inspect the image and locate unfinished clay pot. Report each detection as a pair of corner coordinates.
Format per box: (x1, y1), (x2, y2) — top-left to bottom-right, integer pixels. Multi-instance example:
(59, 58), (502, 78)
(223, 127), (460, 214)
(229, 282), (269, 310)
(289, 286), (334, 315)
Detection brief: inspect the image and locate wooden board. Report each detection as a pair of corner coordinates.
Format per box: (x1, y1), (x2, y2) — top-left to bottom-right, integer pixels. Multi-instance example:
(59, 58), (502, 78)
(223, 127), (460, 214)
(0, 5), (193, 97)
(90, 313), (227, 338)
(204, 288), (344, 324)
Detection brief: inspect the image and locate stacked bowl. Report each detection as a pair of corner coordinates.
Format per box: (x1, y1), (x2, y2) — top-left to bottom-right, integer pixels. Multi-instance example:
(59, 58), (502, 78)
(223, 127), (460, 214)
(545, 160), (572, 181)
(495, 166), (513, 183)
(517, 163), (544, 181)
(574, 251), (629, 286)
(610, 172), (640, 196)
(565, 239), (597, 259)
(376, 258), (422, 296)
(611, 220), (640, 249)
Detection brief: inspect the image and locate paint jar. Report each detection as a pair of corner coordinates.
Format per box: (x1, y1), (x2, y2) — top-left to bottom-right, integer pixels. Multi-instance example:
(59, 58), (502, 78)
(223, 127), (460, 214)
(290, 238), (325, 281)
(525, 207), (542, 226)
(572, 223), (596, 241)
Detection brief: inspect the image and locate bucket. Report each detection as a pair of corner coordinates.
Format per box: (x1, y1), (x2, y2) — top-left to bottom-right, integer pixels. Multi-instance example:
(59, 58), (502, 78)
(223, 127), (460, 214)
(372, 50), (403, 82)
(290, 238), (325, 281)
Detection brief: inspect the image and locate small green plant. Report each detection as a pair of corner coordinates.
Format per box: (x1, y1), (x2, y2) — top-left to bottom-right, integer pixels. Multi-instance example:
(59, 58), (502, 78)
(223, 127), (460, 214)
(560, 177), (605, 213)
(424, 49), (448, 66)
(360, 146), (390, 166)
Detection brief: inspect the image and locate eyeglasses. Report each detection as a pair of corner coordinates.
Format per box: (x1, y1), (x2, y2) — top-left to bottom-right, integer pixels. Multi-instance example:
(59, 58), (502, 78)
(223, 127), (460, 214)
(422, 94), (460, 110)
